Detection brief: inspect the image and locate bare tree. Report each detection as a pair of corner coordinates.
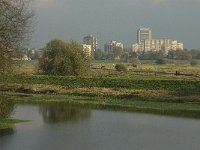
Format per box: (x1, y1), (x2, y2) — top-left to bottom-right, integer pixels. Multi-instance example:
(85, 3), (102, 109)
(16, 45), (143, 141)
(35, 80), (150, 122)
(0, 0), (34, 77)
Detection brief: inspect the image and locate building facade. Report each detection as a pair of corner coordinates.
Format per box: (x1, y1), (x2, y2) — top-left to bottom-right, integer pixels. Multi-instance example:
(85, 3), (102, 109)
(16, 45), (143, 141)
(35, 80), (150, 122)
(104, 40), (124, 53)
(104, 40), (124, 59)
(133, 39), (183, 54)
(137, 27), (152, 43)
(81, 44), (92, 57)
(133, 27), (183, 54)
(83, 35), (98, 58)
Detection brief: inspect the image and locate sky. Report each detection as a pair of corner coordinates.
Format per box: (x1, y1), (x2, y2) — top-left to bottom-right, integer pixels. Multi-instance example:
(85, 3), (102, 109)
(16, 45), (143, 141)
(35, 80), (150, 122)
(30, 0), (200, 49)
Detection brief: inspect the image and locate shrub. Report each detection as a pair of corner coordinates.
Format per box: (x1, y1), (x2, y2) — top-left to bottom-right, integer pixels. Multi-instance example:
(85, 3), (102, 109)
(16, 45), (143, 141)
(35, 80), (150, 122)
(190, 60), (198, 66)
(155, 59), (166, 64)
(115, 64), (127, 72)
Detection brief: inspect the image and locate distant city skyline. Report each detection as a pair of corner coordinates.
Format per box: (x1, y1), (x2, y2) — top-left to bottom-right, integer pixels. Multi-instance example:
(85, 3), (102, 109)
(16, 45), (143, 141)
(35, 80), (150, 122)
(30, 0), (200, 49)
(133, 27), (183, 54)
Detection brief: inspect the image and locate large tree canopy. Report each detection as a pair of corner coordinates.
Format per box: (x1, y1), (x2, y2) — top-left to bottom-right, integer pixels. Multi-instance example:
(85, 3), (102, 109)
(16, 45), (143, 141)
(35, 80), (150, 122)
(39, 39), (91, 76)
(0, 0), (33, 76)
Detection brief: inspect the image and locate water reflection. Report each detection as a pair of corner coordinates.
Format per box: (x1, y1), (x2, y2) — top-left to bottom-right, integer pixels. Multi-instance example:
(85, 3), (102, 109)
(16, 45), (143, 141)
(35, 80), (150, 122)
(39, 104), (91, 123)
(0, 128), (15, 137)
(86, 104), (200, 119)
(1, 104), (200, 150)
(0, 94), (15, 119)
(0, 94), (15, 137)
(20, 101), (200, 119)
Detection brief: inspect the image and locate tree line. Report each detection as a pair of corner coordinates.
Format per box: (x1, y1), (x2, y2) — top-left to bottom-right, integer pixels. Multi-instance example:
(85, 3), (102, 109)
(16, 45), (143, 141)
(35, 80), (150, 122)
(94, 48), (200, 61)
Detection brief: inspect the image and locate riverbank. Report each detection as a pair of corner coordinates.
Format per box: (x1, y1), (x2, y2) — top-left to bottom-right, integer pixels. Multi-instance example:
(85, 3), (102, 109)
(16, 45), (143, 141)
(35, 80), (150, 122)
(0, 119), (27, 130)
(1, 74), (200, 103)
(1, 74), (200, 127)
(4, 91), (200, 119)
(4, 84), (200, 118)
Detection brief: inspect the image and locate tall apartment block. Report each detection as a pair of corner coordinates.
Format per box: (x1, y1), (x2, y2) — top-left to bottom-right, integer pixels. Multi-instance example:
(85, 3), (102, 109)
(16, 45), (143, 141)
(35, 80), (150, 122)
(83, 35), (98, 58)
(137, 27), (152, 43)
(81, 44), (92, 57)
(104, 40), (124, 53)
(133, 27), (183, 54)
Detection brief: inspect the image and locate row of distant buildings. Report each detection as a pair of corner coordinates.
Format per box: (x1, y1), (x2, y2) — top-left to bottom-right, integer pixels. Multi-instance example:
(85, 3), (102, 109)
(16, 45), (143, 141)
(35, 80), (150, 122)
(132, 27), (184, 54)
(82, 27), (184, 58)
(22, 28), (183, 60)
(24, 28), (183, 60)
(82, 35), (123, 58)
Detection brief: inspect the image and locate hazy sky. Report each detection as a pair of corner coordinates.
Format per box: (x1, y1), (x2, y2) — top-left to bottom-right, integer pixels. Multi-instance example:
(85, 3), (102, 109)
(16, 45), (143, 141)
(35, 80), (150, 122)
(31, 0), (200, 49)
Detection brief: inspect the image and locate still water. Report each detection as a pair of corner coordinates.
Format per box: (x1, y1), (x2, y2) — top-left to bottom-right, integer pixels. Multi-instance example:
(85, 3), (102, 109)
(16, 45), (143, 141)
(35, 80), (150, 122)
(1, 103), (200, 150)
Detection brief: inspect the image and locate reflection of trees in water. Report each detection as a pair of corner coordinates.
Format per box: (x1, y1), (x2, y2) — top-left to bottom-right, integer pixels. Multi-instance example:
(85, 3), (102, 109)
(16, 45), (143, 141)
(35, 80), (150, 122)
(0, 128), (15, 137)
(0, 95), (16, 137)
(0, 95), (15, 119)
(39, 104), (91, 123)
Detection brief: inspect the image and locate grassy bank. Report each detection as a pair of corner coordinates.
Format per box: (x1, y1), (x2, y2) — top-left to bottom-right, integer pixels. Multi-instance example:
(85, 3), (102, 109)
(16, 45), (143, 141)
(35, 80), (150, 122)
(4, 93), (200, 118)
(0, 119), (27, 130)
(15, 93), (200, 110)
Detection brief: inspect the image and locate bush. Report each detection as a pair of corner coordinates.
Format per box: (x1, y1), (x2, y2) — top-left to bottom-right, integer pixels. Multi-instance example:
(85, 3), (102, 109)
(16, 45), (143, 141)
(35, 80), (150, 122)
(115, 64), (127, 72)
(190, 60), (198, 66)
(155, 59), (166, 64)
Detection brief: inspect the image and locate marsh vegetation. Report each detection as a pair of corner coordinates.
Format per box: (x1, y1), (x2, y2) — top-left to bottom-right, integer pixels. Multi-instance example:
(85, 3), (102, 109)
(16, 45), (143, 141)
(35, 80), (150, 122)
(1, 59), (200, 122)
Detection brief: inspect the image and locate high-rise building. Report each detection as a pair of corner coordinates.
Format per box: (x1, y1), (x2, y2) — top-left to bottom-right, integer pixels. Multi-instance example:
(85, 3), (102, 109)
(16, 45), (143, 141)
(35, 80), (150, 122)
(133, 27), (183, 54)
(137, 27), (152, 43)
(83, 35), (98, 58)
(104, 40), (124, 59)
(81, 44), (92, 57)
(133, 39), (184, 54)
(104, 40), (124, 53)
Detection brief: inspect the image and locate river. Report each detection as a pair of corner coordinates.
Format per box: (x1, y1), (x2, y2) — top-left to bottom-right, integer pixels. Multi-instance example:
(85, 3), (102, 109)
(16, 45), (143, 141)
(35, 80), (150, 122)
(0, 103), (200, 150)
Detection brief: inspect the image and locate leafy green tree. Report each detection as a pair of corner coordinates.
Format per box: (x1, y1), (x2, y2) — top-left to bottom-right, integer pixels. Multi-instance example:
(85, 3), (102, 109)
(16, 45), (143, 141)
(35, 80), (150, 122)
(113, 47), (123, 58)
(120, 52), (129, 61)
(139, 51), (165, 60)
(167, 49), (192, 60)
(39, 39), (91, 76)
(189, 49), (200, 59)
(94, 49), (104, 60)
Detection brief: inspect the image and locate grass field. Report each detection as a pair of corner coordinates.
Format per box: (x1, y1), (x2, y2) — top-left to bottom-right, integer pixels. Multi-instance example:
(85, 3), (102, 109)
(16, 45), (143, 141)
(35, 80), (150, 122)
(14, 60), (200, 77)
(14, 60), (38, 75)
(2, 60), (199, 101)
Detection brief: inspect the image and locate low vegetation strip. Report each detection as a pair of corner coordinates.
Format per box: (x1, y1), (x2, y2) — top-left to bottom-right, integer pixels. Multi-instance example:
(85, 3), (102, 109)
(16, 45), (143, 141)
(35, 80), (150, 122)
(12, 93), (200, 115)
(0, 119), (28, 130)
(4, 75), (200, 92)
